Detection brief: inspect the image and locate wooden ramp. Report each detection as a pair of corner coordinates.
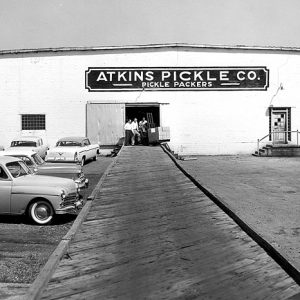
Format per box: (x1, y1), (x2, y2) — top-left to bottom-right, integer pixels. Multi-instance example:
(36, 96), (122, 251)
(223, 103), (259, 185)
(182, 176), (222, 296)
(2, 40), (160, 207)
(41, 146), (300, 299)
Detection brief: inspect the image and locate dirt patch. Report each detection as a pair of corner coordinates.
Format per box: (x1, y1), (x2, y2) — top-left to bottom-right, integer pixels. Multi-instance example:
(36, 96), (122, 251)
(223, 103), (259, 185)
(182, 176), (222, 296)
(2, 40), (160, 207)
(178, 155), (300, 271)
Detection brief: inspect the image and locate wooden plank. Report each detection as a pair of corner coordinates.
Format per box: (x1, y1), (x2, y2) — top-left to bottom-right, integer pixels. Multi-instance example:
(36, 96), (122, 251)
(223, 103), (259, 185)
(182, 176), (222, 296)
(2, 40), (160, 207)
(39, 146), (300, 300)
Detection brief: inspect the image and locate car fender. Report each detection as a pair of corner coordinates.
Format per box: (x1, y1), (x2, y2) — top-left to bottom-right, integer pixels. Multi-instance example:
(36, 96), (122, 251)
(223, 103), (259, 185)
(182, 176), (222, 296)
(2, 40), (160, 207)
(10, 192), (61, 215)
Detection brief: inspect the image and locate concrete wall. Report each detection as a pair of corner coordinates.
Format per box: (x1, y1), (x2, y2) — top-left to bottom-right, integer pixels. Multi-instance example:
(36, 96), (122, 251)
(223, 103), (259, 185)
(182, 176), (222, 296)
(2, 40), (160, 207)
(0, 48), (300, 155)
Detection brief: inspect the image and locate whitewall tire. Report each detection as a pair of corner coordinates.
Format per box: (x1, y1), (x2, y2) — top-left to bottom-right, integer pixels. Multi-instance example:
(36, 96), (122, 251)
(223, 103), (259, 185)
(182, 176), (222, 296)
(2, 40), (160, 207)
(29, 200), (54, 225)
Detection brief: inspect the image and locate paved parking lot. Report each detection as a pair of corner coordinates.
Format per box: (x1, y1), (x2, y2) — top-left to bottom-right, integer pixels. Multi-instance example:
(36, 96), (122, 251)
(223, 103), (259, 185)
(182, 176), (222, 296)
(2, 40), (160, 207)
(178, 155), (300, 271)
(0, 156), (112, 299)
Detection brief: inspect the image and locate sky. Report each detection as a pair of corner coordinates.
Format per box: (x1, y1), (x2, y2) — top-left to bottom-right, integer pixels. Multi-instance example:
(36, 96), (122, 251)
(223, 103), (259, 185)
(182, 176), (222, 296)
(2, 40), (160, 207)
(0, 0), (300, 51)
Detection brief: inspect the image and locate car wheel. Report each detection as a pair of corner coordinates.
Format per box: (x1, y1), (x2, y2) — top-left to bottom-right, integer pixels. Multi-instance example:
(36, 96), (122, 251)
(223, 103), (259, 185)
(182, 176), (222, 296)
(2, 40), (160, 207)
(81, 157), (86, 166)
(93, 155), (97, 161)
(29, 200), (54, 225)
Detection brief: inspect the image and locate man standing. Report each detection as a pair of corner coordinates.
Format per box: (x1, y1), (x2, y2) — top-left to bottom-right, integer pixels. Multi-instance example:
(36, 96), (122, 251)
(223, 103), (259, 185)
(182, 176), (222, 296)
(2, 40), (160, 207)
(131, 118), (141, 145)
(139, 117), (148, 145)
(124, 119), (132, 146)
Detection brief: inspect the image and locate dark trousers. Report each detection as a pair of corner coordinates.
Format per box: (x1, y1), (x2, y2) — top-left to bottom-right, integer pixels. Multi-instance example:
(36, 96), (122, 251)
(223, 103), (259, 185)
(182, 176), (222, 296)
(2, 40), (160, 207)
(125, 130), (133, 146)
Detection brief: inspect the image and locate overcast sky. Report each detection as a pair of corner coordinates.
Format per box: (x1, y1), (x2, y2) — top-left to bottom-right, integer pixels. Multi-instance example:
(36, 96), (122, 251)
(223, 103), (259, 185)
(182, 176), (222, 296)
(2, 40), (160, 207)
(0, 0), (299, 50)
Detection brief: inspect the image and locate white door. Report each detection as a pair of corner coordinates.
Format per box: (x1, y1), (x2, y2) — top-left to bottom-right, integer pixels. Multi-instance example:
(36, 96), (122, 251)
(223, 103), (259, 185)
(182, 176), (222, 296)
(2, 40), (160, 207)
(86, 103), (125, 146)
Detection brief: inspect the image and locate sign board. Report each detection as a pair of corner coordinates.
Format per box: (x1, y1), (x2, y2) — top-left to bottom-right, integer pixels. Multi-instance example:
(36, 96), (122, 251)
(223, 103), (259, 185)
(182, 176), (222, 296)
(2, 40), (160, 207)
(85, 67), (269, 92)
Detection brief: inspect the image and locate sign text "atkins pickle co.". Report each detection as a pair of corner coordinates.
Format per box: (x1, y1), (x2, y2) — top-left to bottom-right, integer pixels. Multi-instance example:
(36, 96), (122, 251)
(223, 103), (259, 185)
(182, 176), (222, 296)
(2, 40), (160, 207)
(85, 67), (269, 92)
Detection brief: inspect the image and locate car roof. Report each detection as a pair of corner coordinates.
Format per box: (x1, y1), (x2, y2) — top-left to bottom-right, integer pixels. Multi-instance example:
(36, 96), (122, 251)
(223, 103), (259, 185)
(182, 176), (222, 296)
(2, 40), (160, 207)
(57, 136), (87, 143)
(0, 156), (22, 164)
(0, 150), (36, 156)
(12, 136), (41, 141)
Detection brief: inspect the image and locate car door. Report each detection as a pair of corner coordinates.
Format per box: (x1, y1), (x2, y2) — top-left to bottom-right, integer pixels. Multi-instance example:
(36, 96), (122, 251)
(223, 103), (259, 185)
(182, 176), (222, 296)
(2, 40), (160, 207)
(83, 139), (93, 159)
(0, 166), (12, 213)
(39, 138), (47, 158)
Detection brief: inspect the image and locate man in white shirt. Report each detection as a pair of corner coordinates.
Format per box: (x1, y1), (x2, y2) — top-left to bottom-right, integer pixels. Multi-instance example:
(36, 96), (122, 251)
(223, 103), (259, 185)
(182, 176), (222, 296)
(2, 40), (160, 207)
(124, 119), (133, 146)
(131, 118), (141, 145)
(139, 117), (148, 145)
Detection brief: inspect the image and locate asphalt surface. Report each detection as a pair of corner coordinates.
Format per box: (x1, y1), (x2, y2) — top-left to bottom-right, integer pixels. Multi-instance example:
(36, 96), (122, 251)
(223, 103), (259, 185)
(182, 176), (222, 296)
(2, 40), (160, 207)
(0, 156), (113, 299)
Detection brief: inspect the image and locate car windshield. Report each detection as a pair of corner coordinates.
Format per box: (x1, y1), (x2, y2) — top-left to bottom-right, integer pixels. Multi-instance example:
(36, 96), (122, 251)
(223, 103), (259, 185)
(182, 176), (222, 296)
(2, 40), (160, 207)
(56, 141), (82, 147)
(32, 153), (44, 165)
(11, 141), (37, 147)
(6, 161), (31, 178)
(15, 155), (34, 166)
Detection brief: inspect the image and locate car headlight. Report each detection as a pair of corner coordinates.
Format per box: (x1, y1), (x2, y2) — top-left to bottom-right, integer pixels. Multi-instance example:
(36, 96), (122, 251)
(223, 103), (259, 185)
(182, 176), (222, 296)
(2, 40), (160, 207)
(61, 190), (66, 200)
(74, 152), (78, 161)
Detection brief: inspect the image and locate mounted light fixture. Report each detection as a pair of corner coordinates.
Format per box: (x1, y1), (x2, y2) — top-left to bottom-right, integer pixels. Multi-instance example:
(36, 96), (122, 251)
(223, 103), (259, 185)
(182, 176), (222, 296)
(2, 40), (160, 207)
(269, 82), (284, 106)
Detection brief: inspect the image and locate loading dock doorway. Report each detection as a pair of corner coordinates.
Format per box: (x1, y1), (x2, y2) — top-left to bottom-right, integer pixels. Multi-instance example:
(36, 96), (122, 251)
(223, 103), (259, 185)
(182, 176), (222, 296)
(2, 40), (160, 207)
(86, 102), (161, 147)
(125, 104), (160, 128)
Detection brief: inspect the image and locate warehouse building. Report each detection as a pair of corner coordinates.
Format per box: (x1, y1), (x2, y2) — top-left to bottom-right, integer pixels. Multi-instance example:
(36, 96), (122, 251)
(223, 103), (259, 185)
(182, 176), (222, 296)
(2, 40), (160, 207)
(0, 44), (300, 155)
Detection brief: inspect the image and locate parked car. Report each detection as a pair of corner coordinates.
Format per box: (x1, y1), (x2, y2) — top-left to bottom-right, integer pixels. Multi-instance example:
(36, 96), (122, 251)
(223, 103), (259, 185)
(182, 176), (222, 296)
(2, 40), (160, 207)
(0, 150), (89, 189)
(8, 136), (48, 159)
(0, 156), (83, 225)
(45, 136), (99, 166)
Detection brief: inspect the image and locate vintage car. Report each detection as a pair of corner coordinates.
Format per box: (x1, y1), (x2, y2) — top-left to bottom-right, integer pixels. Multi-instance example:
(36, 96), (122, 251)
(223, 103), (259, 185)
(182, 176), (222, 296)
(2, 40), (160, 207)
(0, 156), (83, 225)
(8, 136), (48, 159)
(45, 136), (99, 166)
(0, 150), (89, 189)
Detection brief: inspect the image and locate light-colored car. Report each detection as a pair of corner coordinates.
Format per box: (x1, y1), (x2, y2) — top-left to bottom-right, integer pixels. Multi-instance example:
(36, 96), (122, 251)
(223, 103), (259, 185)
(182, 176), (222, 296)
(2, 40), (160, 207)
(45, 136), (99, 166)
(0, 156), (83, 225)
(8, 136), (48, 159)
(0, 150), (89, 189)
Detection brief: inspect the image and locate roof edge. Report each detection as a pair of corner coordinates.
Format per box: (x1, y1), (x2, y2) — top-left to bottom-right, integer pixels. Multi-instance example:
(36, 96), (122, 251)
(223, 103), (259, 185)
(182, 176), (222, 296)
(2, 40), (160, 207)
(1, 43), (300, 55)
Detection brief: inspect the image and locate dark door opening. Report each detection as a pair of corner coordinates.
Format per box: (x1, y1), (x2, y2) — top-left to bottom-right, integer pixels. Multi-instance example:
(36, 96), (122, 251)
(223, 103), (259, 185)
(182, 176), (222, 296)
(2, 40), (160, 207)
(125, 105), (160, 127)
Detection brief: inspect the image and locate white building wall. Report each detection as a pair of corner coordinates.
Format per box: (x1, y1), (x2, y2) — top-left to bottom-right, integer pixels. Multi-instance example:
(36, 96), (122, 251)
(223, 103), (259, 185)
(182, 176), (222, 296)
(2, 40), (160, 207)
(0, 48), (300, 154)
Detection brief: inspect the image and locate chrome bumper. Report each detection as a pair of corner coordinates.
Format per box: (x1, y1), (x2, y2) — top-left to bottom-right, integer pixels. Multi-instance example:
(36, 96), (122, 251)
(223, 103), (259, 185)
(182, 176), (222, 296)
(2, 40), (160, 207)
(56, 198), (83, 214)
(75, 178), (89, 189)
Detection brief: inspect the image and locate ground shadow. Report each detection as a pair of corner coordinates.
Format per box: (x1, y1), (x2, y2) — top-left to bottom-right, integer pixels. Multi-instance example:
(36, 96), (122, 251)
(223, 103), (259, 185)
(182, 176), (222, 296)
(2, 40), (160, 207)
(0, 214), (76, 226)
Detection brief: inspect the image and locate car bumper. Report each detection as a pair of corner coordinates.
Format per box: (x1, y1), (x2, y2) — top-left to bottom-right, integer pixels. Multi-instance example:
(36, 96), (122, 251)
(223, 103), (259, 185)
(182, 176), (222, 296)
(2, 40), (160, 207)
(46, 157), (77, 163)
(55, 198), (83, 214)
(75, 178), (89, 189)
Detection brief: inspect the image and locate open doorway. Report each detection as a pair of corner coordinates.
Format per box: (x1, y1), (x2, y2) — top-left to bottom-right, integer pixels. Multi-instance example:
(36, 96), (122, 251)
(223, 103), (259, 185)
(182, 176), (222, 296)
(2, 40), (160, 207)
(125, 104), (160, 128)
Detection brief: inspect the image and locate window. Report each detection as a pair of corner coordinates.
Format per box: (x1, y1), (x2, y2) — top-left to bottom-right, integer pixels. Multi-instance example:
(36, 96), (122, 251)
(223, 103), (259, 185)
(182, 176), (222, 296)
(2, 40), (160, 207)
(21, 114), (45, 130)
(83, 139), (90, 146)
(0, 167), (8, 180)
(6, 161), (30, 178)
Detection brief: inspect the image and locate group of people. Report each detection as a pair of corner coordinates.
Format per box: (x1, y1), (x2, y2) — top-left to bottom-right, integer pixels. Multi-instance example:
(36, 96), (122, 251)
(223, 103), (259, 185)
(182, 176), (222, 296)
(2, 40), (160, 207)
(124, 117), (148, 146)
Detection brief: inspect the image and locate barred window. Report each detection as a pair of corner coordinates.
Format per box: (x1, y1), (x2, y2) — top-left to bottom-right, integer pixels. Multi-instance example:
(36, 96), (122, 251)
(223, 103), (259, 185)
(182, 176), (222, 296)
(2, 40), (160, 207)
(21, 114), (46, 130)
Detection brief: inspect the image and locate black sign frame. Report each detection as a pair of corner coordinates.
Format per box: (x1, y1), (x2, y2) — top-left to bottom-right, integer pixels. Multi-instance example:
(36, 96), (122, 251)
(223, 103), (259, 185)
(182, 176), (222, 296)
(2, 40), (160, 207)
(85, 67), (269, 92)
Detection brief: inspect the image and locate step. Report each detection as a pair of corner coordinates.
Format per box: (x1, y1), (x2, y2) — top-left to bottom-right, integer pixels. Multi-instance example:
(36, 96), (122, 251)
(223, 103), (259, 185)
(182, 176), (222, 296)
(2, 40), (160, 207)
(254, 145), (300, 157)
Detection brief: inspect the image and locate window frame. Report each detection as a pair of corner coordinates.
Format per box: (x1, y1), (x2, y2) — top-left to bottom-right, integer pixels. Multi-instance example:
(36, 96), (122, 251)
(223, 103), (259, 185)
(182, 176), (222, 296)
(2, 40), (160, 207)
(21, 114), (46, 131)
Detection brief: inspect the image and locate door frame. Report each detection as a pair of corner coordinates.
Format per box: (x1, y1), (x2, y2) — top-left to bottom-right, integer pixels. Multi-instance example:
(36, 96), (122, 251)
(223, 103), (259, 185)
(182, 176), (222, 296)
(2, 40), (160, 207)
(269, 107), (291, 143)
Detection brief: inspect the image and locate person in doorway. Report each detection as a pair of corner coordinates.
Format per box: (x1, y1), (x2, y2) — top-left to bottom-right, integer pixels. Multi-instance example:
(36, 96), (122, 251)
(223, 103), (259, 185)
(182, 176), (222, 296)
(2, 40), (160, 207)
(139, 117), (148, 145)
(131, 118), (141, 145)
(124, 119), (133, 146)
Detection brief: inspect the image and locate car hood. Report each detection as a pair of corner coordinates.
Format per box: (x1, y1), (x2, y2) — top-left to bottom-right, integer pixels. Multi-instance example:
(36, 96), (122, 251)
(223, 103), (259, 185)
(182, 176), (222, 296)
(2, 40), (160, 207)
(13, 174), (77, 194)
(38, 163), (82, 173)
